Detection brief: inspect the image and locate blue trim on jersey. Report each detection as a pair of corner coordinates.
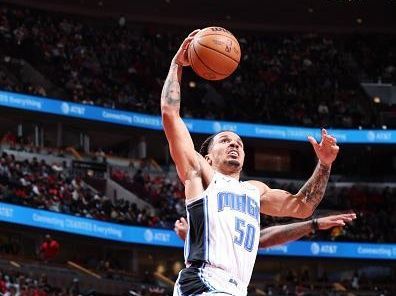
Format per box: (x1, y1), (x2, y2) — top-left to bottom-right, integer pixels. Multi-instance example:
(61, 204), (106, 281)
(178, 263), (212, 295)
(204, 196), (210, 263)
(199, 266), (215, 291)
(185, 198), (209, 263)
(177, 283), (183, 296)
(174, 270), (184, 296)
(184, 211), (190, 261)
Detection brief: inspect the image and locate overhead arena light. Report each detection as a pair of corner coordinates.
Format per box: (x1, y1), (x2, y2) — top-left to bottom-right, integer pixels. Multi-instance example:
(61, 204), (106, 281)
(373, 96), (381, 103)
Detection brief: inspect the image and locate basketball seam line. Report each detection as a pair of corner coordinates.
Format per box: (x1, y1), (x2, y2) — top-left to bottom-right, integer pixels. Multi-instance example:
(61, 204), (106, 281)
(197, 33), (239, 45)
(196, 40), (240, 64)
(189, 44), (202, 77)
(192, 42), (228, 77)
(189, 44), (198, 76)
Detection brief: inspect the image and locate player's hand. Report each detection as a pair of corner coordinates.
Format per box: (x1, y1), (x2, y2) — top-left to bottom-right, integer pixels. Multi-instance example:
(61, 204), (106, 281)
(317, 213), (356, 230)
(172, 30), (200, 67)
(308, 129), (340, 167)
(174, 217), (189, 241)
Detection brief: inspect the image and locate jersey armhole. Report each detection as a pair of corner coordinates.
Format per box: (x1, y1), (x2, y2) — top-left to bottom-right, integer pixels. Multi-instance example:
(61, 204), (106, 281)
(185, 172), (217, 206)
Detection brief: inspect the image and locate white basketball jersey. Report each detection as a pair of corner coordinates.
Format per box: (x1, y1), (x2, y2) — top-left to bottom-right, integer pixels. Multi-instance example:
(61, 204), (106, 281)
(184, 171), (261, 293)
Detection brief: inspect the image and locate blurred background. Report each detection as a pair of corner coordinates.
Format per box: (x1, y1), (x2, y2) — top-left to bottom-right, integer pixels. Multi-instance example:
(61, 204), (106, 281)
(0, 0), (395, 295)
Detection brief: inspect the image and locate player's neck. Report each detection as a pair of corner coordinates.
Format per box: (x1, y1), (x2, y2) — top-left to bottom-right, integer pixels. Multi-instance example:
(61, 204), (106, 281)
(214, 166), (240, 180)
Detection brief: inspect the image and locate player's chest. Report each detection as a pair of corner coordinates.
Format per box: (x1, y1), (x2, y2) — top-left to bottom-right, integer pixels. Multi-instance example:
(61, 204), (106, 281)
(208, 182), (260, 225)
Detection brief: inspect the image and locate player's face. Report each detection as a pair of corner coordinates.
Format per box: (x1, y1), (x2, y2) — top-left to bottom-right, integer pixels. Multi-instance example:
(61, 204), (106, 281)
(208, 131), (245, 170)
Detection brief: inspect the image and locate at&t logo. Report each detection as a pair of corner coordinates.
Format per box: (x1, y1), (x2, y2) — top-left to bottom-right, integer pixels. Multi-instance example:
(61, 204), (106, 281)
(311, 242), (320, 255)
(144, 229), (154, 242)
(61, 102), (70, 114)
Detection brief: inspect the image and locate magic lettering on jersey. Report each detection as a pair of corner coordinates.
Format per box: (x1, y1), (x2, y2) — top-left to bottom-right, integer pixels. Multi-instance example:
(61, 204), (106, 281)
(217, 192), (259, 222)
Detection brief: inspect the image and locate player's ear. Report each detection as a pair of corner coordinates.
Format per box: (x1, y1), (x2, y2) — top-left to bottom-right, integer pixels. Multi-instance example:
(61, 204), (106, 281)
(205, 154), (212, 165)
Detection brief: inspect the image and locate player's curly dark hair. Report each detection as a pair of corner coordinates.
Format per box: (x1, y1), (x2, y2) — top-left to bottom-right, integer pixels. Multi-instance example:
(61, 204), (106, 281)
(198, 134), (216, 157)
(199, 131), (237, 157)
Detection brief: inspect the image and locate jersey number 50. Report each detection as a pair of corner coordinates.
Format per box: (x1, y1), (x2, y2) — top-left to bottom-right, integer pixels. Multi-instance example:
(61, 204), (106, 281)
(234, 217), (256, 252)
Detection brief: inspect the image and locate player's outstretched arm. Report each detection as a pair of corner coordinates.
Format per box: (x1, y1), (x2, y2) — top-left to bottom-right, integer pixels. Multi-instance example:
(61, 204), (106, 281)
(253, 129), (339, 218)
(161, 30), (202, 184)
(259, 213), (355, 248)
(297, 128), (339, 213)
(174, 213), (356, 248)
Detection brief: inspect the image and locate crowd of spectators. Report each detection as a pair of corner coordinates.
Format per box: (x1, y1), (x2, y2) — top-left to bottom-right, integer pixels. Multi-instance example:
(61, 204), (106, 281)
(0, 147), (395, 243)
(0, 269), (59, 296)
(0, 152), (177, 229)
(111, 165), (396, 244)
(1, 4), (394, 128)
(327, 185), (396, 243)
(248, 268), (392, 296)
(0, 146), (394, 296)
(0, 262), (391, 296)
(111, 168), (185, 228)
(347, 34), (396, 84)
(0, 267), (165, 296)
(0, 55), (48, 99)
(0, 146), (395, 243)
(262, 180), (396, 243)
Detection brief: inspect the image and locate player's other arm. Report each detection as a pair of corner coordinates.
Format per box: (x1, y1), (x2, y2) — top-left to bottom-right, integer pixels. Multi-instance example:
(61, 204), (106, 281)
(174, 214), (356, 248)
(161, 30), (202, 184)
(253, 129), (339, 218)
(259, 213), (355, 248)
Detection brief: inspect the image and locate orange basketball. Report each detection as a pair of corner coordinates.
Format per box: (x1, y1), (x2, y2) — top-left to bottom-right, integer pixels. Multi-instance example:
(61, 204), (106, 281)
(188, 27), (241, 81)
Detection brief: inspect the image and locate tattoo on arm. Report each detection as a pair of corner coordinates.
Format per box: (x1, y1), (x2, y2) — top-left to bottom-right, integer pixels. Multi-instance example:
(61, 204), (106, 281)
(259, 221), (312, 248)
(161, 63), (182, 111)
(299, 163), (330, 210)
(163, 80), (181, 106)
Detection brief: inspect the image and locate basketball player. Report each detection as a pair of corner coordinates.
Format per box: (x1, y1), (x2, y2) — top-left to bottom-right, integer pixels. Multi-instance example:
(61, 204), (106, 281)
(174, 213), (356, 248)
(161, 30), (339, 296)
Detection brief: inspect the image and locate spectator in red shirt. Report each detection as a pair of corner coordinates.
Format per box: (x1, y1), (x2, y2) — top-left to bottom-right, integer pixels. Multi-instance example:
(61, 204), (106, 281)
(39, 234), (60, 263)
(1, 131), (16, 146)
(0, 274), (6, 294)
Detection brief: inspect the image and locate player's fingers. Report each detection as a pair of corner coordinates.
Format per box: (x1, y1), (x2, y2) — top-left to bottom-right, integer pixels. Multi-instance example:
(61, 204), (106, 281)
(326, 220), (345, 228)
(322, 128), (328, 138)
(342, 213), (357, 218)
(342, 214), (357, 221)
(339, 215), (355, 221)
(188, 29), (201, 37)
(180, 217), (187, 224)
(327, 135), (337, 143)
(324, 136), (336, 146)
(307, 136), (319, 151)
(332, 221), (346, 227)
(307, 136), (318, 145)
(181, 37), (195, 49)
(333, 213), (353, 218)
(341, 217), (353, 222)
(333, 213), (355, 220)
